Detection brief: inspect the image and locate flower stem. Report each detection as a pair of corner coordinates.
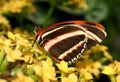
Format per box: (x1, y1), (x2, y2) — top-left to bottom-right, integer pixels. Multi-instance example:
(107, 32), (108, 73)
(43, 1), (55, 28)
(109, 75), (116, 82)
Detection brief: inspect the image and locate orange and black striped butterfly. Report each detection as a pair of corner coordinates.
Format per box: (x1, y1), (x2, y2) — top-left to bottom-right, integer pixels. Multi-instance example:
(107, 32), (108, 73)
(34, 20), (107, 64)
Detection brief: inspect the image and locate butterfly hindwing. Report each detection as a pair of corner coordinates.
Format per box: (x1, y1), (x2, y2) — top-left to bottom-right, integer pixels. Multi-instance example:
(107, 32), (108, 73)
(35, 21), (107, 64)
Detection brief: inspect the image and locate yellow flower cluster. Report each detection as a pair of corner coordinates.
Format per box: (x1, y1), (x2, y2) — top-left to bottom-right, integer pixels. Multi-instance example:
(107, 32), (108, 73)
(0, 31), (33, 62)
(73, 44), (113, 81)
(0, 0), (34, 31)
(0, 30), (119, 82)
(0, 0), (34, 14)
(0, 30), (56, 82)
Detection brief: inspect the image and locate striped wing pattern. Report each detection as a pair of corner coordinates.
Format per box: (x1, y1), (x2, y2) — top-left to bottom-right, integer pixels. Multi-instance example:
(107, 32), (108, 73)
(35, 21), (107, 64)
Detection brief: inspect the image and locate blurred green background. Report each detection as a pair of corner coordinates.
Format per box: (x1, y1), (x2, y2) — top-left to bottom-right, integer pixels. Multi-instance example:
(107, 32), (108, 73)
(0, 0), (120, 60)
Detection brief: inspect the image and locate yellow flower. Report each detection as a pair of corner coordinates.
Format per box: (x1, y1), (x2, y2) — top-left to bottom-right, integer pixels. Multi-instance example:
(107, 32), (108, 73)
(76, 59), (101, 77)
(7, 31), (15, 40)
(0, 79), (7, 82)
(0, 15), (9, 25)
(4, 46), (23, 62)
(79, 44), (113, 66)
(11, 72), (34, 82)
(102, 65), (115, 75)
(68, 0), (87, 9)
(0, 39), (11, 49)
(56, 61), (76, 73)
(78, 0), (87, 9)
(114, 60), (120, 74)
(91, 44), (113, 61)
(91, 44), (107, 53)
(102, 60), (120, 82)
(0, 32), (14, 47)
(33, 63), (42, 76)
(61, 73), (78, 82)
(90, 61), (101, 76)
(23, 51), (34, 63)
(80, 68), (93, 80)
(31, 44), (46, 56)
(33, 57), (56, 82)
(0, 15), (11, 31)
(41, 58), (56, 81)
(80, 50), (91, 59)
(116, 75), (120, 82)
(14, 34), (31, 48)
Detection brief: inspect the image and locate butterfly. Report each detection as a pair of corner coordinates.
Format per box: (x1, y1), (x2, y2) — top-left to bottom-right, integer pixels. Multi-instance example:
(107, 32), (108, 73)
(34, 20), (107, 64)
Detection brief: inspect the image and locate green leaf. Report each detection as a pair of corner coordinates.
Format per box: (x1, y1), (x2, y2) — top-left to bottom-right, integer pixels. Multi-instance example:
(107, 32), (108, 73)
(10, 64), (25, 76)
(28, 5), (56, 27)
(0, 50), (5, 66)
(0, 58), (9, 73)
(26, 68), (34, 75)
(85, 1), (108, 22)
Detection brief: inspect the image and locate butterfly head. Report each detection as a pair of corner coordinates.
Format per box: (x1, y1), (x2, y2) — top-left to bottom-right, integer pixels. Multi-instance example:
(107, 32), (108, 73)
(33, 26), (43, 46)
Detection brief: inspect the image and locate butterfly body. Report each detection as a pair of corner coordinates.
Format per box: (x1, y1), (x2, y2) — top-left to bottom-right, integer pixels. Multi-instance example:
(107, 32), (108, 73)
(34, 20), (107, 64)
